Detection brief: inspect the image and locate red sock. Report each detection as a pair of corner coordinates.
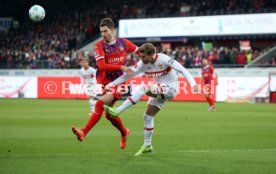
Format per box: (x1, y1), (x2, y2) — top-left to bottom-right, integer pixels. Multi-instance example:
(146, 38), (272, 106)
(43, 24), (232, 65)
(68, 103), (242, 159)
(82, 100), (105, 136)
(210, 96), (215, 106)
(106, 113), (127, 136)
(206, 96), (214, 107)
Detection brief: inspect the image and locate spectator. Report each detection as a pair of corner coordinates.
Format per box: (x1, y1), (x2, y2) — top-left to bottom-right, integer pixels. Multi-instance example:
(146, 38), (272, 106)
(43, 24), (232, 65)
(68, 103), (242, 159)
(0, 0), (275, 69)
(236, 51), (247, 64)
(271, 57), (276, 65)
(193, 51), (202, 67)
(207, 50), (217, 65)
(246, 50), (253, 64)
(180, 2), (191, 16)
(229, 47), (239, 64)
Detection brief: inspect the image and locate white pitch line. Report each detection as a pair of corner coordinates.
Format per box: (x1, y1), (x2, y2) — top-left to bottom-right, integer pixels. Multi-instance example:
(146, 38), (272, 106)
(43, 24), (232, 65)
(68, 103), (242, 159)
(0, 149), (276, 157)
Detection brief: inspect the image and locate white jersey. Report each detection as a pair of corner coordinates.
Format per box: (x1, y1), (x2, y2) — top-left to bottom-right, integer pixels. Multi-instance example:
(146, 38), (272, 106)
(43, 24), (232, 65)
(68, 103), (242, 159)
(80, 67), (97, 85)
(135, 53), (179, 86)
(110, 53), (196, 88)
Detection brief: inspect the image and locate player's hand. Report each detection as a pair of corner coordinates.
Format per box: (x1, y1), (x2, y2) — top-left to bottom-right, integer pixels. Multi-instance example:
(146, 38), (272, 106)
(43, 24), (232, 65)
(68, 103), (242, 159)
(121, 66), (135, 75)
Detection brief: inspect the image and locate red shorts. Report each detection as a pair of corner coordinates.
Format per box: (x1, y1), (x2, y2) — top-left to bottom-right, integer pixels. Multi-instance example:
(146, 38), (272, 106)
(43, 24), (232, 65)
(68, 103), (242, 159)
(102, 83), (128, 100)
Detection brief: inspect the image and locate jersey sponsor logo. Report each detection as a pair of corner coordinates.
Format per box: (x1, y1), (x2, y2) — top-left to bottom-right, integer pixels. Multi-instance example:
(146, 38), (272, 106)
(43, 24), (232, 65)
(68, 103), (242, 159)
(107, 56), (125, 63)
(158, 64), (163, 70)
(146, 67), (151, 69)
(145, 67), (171, 78)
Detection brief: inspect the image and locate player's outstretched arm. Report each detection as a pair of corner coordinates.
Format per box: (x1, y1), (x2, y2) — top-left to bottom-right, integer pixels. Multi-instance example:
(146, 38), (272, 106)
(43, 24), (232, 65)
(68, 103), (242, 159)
(106, 72), (137, 90)
(167, 57), (197, 87)
(107, 60), (144, 88)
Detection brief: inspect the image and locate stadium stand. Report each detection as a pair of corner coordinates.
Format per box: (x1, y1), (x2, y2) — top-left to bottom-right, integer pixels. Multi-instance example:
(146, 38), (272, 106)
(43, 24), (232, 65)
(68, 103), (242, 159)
(0, 0), (276, 69)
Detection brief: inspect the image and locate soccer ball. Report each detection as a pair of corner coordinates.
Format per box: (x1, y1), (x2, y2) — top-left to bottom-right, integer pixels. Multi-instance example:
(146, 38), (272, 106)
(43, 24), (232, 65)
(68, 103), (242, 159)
(29, 5), (45, 22)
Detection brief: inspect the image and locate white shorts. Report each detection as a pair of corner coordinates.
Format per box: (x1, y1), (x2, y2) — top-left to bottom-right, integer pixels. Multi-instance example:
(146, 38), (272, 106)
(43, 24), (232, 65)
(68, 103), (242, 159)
(147, 97), (167, 109)
(147, 84), (177, 109)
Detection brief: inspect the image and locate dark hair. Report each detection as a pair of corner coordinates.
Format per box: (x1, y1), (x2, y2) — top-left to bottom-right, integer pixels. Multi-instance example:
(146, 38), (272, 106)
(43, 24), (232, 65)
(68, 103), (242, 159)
(99, 18), (115, 29)
(138, 43), (155, 55)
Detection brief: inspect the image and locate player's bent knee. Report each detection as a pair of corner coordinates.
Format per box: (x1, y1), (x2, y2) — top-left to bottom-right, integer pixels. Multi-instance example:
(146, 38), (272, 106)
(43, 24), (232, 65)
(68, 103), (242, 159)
(145, 104), (160, 116)
(99, 93), (114, 105)
(145, 111), (156, 117)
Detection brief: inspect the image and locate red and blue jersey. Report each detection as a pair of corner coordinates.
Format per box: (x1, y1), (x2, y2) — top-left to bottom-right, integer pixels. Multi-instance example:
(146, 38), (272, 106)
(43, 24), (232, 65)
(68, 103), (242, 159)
(94, 38), (138, 85)
(202, 65), (214, 84)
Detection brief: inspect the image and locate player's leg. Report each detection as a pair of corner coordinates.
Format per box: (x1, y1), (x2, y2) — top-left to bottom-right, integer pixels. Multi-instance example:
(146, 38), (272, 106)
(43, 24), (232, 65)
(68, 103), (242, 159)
(72, 92), (115, 141)
(104, 98), (129, 149)
(143, 104), (159, 147)
(104, 86), (129, 149)
(135, 98), (164, 157)
(86, 85), (98, 112)
(203, 91), (215, 111)
(88, 96), (97, 112)
(83, 92), (115, 133)
(135, 84), (176, 156)
(104, 84), (156, 116)
(106, 112), (130, 149)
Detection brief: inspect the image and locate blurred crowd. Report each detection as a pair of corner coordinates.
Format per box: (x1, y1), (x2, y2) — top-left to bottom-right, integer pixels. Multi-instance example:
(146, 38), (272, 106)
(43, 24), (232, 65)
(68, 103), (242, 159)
(120, 0), (276, 18)
(2, 45), (274, 69)
(162, 46), (276, 67)
(126, 46), (276, 68)
(0, 0), (276, 69)
(0, 0), (122, 69)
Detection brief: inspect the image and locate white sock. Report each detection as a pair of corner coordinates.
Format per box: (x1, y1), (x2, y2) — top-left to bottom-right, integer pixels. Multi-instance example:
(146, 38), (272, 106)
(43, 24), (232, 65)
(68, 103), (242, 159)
(143, 113), (154, 147)
(89, 98), (96, 112)
(116, 85), (146, 114)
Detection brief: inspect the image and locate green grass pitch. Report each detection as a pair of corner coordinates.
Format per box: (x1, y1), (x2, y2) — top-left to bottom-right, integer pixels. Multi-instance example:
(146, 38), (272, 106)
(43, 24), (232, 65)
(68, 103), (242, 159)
(0, 99), (276, 174)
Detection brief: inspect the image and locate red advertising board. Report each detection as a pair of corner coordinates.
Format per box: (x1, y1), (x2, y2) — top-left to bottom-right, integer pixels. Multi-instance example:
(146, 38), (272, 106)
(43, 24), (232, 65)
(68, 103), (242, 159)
(38, 77), (216, 101)
(132, 77), (216, 101)
(38, 77), (87, 99)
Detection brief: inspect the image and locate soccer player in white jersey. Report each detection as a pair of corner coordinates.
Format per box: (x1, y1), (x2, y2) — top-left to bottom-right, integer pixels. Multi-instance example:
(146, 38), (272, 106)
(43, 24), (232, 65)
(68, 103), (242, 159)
(80, 57), (97, 112)
(104, 43), (198, 156)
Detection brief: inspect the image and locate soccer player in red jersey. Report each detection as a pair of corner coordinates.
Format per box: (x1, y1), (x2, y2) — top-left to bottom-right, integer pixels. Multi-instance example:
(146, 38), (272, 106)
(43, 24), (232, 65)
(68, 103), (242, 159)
(201, 58), (217, 111)
(72, 18), (138, 149)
